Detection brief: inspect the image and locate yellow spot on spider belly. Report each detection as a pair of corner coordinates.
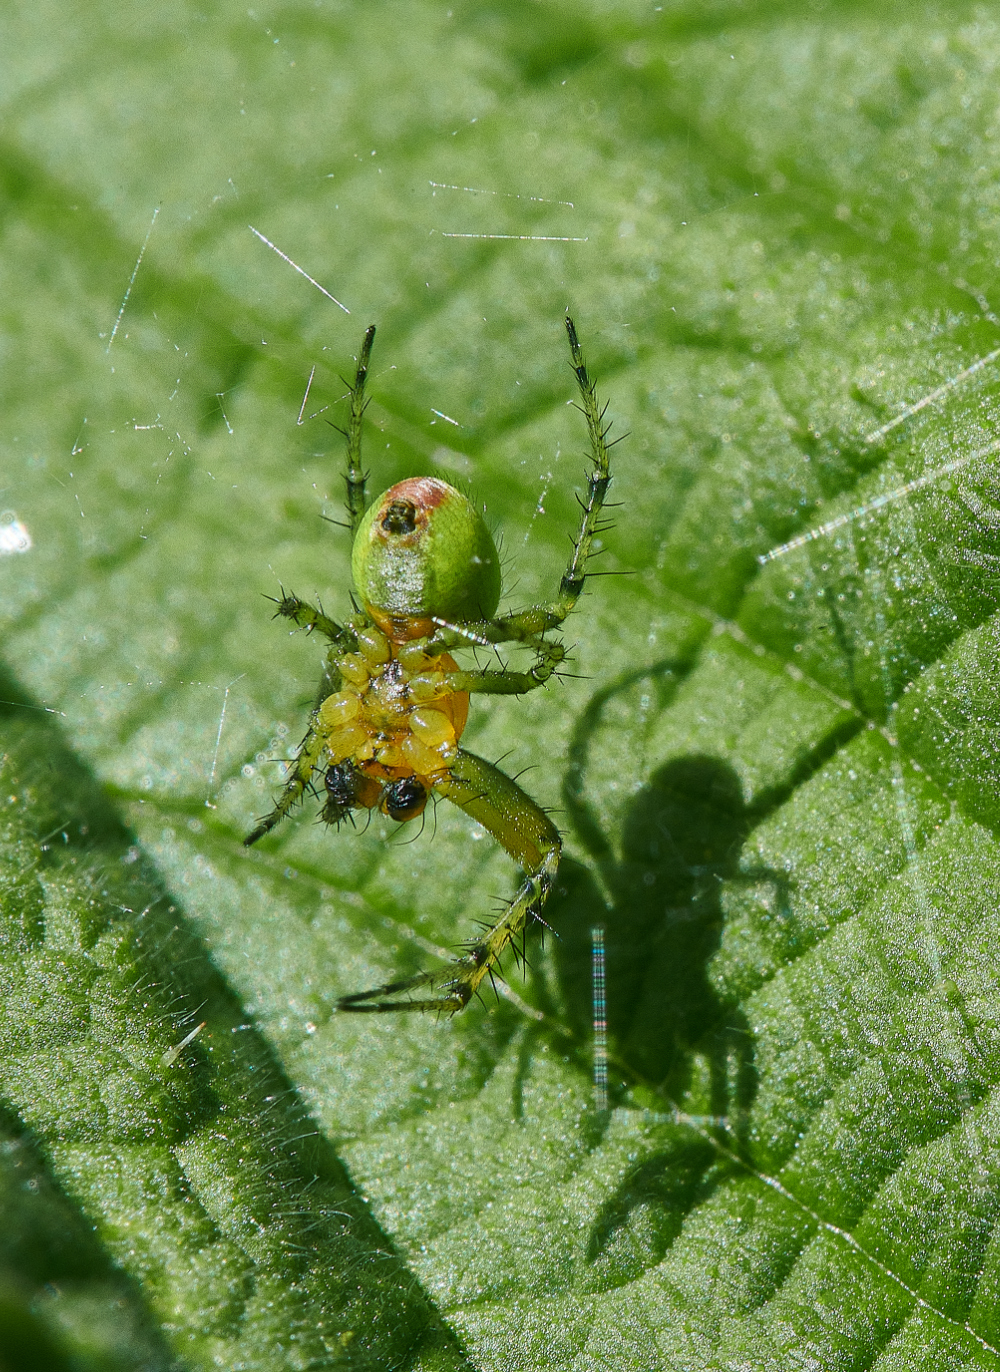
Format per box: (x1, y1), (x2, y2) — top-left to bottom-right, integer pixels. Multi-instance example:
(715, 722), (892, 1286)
(409, 707), (456, 748)
(356, 625), (391, 666)
(338, 653), (370, 687)
(325, 721), (370, 762)
(409, 671), (447, 701)
(402, 734), (451, 777)
(318, 641), (468, 780)
(396, 641), (432, 672)
(318, 690), (362, 727)
(375, 741), (407, 768)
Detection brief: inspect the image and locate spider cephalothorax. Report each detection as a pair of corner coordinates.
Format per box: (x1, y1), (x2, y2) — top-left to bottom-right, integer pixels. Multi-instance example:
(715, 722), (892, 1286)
(245, 318), (617, 1013)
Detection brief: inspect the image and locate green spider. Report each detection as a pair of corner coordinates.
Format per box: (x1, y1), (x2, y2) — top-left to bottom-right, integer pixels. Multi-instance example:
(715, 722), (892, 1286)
(245, 317), (617, 1013)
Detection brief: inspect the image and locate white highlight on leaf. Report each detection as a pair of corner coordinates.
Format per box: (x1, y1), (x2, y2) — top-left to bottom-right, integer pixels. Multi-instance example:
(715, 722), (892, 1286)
(0, 698), (65, 717)
(523, 467), (554, 546)
(161, 1020), (206, 1067)
(297, 365), (316, 425)
(249, 225), (351, 313)
(107, 206), (159, 353)
(441, 232), (588, 241)
(0, 512), (32, 554)
(206, 675), (246, 807)
(861, 344), (1000, 448)
(761, 344), (1000, 564)
(758, 437), (1000, 565)
(429, 180), (574, 208)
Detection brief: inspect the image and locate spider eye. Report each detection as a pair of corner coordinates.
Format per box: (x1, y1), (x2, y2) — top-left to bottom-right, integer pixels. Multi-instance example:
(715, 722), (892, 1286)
(381, 499), (417, 535)
(381, 776), (428, 823)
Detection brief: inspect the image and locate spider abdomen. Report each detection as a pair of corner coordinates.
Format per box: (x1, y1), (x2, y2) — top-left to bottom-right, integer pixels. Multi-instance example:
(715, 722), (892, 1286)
(352, 476), (501, 634)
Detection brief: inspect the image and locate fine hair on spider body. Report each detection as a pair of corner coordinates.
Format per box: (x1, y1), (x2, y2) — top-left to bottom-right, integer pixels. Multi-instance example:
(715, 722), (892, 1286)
(244, 317), (618, 1014)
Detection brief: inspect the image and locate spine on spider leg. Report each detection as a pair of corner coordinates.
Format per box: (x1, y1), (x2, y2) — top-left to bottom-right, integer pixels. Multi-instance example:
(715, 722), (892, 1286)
(448, 850), (561, 1008)
(438, 749), (562, 1003)
(272, 590), (346, 643)
(337, 846), (561, 1014)
(336, 750), (563, 1013)
(449, 642), (567, 695)
(343, 324), (376, 540)
(558, 315), (614, 615)
(243, 722), (327, 846)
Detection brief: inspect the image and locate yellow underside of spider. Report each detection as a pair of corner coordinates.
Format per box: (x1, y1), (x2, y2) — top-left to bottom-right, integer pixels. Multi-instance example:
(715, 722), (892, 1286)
(316, 623), (469, 807)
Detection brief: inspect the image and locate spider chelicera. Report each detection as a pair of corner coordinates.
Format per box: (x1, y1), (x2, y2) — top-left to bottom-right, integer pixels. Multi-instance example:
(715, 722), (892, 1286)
(245, 317), (617, 1013)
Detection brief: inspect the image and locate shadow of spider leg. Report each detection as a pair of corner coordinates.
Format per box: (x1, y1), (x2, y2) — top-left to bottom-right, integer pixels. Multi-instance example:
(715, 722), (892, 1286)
(337, 749), (561, 1014)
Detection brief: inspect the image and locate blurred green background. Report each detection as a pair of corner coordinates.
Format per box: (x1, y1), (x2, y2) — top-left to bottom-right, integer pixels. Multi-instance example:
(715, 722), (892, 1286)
(5, 1), (1000, 1368)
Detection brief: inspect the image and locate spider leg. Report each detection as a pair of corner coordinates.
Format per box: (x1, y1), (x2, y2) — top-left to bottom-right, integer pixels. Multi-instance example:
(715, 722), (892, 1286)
(343, 325), (376, 539)
(423, 617), (568, 693)
(423, 316), (614, 681)
(243, 715), (329, 846)
(272, 591), (349, 643)
(336, 748), (561, 1013)
(244, 638), (363, 844)
(446, 651), (566, 696)
(552, 313), (615, 623)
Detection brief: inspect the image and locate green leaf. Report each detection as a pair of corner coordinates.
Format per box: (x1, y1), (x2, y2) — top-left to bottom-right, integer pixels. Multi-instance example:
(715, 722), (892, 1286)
(4, 1), (1000, 1367)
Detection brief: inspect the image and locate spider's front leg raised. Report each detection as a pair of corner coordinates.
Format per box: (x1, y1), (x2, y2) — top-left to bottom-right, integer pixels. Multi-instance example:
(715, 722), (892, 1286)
(337, 749), (561, 1013)
(425, 315), (615, 693)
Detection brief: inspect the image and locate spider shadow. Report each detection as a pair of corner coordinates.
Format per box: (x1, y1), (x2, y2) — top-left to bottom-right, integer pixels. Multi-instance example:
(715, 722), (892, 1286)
(548, 751), (770, 1125)
(525, 660), (792, 1278)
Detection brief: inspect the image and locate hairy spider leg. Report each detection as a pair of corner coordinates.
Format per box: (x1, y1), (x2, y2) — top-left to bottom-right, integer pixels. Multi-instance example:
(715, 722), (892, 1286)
(243, 710), (333, 846)
(337, 748), (561, 1013)
(273, 591), (346, 642)
(343, 324), (375, 539)
(243, 626), (366, 845)
(556, 314), (616, 617)
(423, 315), (613, 692)
(438, 635), (568, 697)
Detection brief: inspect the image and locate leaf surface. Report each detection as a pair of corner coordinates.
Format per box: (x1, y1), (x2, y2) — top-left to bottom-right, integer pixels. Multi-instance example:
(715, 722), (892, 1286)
(4, 2), (1000, 1368)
